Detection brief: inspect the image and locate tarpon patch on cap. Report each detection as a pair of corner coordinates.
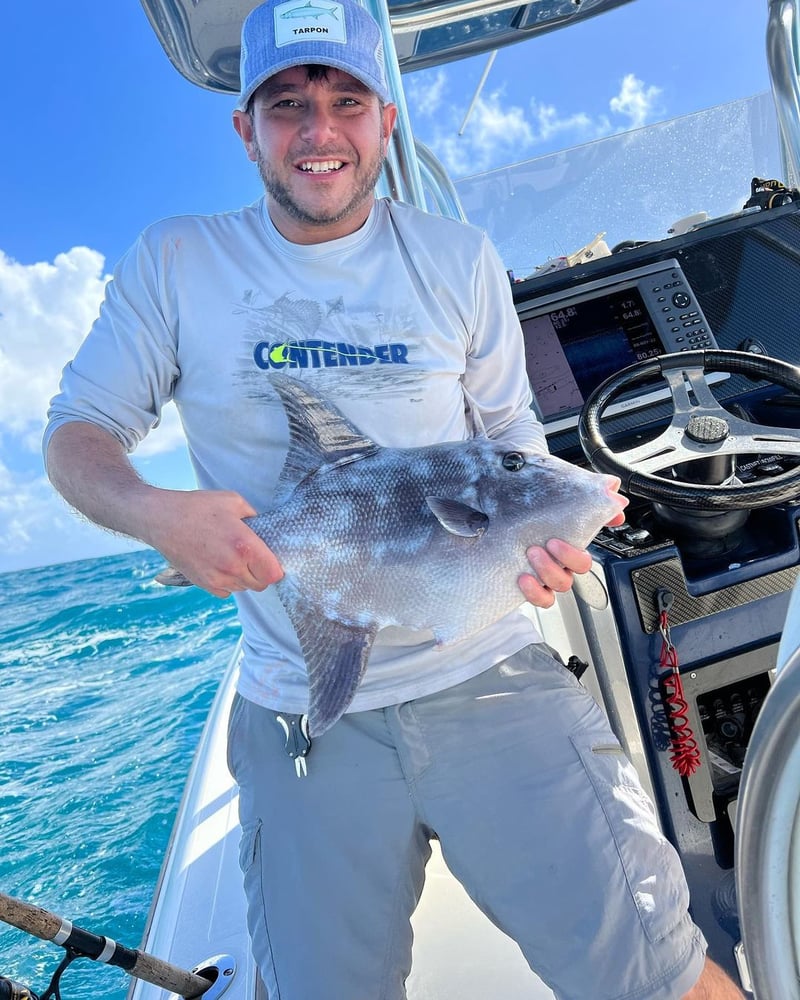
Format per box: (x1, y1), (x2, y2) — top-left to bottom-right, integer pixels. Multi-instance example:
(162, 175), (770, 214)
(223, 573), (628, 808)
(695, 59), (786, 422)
(274, 1), (347, 46)
(237, 0), (391, 110)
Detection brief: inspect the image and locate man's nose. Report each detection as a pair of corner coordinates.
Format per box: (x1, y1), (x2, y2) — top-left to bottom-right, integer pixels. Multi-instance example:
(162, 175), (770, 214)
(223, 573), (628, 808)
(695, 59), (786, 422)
(299, 106), (337, 141)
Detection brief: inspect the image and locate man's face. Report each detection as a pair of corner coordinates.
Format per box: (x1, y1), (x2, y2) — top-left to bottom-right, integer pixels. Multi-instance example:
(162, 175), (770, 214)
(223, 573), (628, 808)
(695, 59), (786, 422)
(233, 66), (397, 244)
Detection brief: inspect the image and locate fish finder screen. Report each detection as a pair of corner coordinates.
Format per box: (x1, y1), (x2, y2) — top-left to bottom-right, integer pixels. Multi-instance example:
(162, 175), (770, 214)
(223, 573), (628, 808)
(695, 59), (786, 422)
(521, 285), (664, 422)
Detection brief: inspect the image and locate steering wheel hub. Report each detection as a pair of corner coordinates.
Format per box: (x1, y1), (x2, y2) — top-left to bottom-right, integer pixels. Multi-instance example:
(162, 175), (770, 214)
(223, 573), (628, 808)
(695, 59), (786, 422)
(685, 414), (729, 444)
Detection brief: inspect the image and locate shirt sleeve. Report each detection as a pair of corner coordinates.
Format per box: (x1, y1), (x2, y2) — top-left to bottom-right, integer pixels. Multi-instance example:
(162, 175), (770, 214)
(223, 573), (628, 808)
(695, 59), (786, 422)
(42, 230), (180, 460)
(463, 233), (548, 456)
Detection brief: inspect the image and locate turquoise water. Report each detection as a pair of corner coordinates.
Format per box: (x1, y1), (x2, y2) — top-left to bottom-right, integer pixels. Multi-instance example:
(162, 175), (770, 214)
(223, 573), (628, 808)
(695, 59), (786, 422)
(0, 550), (240, 998)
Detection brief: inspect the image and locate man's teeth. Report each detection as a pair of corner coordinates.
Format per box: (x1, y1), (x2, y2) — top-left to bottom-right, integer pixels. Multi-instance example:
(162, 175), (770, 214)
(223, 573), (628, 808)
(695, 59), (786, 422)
(299, 160), (344, 173)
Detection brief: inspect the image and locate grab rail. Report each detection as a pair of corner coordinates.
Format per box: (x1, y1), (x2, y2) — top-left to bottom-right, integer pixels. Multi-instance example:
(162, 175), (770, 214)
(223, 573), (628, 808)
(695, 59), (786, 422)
(767, 0), (800, 184)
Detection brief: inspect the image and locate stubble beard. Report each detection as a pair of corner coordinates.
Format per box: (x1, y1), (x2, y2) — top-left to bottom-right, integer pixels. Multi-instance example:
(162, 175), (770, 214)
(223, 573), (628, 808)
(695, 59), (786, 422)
(255, 133), (386, 228)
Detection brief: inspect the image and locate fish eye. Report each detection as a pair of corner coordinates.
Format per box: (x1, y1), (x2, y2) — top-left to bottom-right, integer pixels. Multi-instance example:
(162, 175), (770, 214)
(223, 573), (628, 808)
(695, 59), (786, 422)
(502, 452), (525, 472)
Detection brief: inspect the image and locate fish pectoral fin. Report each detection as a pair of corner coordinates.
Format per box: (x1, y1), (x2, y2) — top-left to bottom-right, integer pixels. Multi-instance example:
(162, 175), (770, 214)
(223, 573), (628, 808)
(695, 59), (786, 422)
(278, 581), (378, 737)
(425, 497), (489, 538)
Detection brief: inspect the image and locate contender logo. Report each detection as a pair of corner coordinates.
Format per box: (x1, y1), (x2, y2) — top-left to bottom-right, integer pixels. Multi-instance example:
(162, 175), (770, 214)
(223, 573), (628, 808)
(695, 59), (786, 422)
(254, 340), (409, 370)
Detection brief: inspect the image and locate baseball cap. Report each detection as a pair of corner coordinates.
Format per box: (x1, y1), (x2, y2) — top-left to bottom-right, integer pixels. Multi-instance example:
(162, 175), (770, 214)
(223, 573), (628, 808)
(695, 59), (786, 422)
(238, 0), (391, 110)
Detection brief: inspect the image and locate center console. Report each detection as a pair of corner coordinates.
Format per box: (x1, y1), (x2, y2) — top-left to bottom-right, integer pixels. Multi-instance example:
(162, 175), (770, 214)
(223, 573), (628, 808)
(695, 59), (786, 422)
(511, 202), (800, 975)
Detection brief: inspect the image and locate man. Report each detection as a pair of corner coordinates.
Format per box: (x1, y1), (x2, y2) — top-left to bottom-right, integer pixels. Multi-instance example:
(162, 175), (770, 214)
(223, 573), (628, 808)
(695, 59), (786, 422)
(44, 0), (743, 997)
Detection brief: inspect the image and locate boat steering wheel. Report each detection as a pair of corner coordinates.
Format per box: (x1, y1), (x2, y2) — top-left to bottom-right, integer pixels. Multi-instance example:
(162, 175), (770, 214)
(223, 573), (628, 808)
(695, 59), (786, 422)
(578, 349), (800, 510)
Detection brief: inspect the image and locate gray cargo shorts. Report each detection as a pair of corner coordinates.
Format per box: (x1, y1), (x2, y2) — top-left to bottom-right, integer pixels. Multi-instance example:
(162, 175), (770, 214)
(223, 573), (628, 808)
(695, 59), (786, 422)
(227, 643), (707, 1000)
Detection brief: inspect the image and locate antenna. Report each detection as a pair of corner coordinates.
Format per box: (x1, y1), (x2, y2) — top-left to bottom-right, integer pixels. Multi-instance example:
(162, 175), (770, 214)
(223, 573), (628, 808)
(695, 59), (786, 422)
(458, 50), (497, 135)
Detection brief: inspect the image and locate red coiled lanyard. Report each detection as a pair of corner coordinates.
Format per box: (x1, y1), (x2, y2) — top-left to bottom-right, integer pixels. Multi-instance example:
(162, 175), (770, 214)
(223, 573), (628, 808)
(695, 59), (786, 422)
(657, 590), (701, 777)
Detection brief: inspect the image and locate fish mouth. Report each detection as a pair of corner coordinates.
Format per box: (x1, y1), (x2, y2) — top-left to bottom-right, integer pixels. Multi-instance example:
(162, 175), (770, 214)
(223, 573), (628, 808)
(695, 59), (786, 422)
(604, 475), (629, 513)
(296, 158), (347, 174)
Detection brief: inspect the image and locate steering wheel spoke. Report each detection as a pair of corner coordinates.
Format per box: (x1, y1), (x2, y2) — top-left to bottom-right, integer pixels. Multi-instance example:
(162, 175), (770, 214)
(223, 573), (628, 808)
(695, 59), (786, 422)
(612, 426), (689, 473)
(727, 423), (800, 454)
(665, 366), (722, 414)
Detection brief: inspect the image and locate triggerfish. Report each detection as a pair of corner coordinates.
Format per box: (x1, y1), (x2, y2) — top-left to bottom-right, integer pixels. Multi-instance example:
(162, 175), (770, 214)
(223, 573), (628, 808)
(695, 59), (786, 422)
(158, 375), (627, 734)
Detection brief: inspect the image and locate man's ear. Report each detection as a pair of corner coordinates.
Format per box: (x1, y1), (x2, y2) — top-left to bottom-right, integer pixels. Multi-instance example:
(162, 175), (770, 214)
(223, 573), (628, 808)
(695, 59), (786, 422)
(233, 110), (258, 162)
(382, 103), (398, 143)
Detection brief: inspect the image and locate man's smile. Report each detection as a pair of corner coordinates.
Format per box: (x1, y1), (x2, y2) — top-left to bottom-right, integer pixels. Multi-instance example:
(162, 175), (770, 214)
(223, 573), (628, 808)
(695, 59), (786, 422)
(298, 159), (346, 173)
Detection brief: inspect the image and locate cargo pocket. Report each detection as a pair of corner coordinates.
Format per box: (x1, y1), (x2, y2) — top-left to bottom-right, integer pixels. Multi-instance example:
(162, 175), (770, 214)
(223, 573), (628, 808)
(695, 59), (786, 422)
(570, 731), (689, 945)
(239, 818), (262, 875)
(226, 692), (247, 779)
(238, 819), (281, 997)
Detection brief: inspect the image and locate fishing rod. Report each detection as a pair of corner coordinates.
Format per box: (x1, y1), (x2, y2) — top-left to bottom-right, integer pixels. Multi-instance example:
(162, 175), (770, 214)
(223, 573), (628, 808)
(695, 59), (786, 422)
(0, 892), (226, 999)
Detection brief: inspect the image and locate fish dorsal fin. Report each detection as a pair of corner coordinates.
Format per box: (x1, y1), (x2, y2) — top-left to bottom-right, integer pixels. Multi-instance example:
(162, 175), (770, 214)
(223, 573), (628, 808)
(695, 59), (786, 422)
(426, 497), (489, 537)
(269, 375), (379, 503)
(276, 578), (377, 736)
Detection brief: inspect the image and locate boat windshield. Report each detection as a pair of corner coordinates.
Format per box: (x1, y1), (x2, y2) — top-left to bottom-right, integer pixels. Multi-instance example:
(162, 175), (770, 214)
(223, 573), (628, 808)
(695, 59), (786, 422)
(455, 92), (782, 280)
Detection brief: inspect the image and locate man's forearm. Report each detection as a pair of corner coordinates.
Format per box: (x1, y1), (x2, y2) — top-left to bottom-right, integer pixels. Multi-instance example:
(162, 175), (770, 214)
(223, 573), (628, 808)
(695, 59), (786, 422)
(45, 421), (160, 545)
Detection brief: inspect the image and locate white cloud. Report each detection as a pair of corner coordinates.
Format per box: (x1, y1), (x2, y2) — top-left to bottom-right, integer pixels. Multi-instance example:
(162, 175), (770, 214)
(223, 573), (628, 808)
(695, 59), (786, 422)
(136, 402), (186, 458)
(0, 247), (186, 457)
(406, 69), (448, 118)
(0, 247), (108, 441)
(533, 103), (596, 143)
(610, 74), (664, 129)
(467, 91), (535, 162)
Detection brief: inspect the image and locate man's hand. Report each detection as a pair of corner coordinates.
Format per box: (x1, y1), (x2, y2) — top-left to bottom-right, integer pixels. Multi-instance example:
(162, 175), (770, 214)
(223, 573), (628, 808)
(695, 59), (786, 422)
(519, 509), (626, 609)
(144, 489), (284, 599)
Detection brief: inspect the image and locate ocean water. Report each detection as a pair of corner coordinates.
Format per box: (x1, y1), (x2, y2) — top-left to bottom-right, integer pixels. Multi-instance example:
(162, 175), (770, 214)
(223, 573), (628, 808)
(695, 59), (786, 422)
(0, 550), (241, 998)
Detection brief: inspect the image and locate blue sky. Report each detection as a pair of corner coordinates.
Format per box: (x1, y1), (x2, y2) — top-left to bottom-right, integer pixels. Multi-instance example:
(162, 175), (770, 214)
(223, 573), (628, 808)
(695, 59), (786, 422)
(0, 0), (770, 572)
